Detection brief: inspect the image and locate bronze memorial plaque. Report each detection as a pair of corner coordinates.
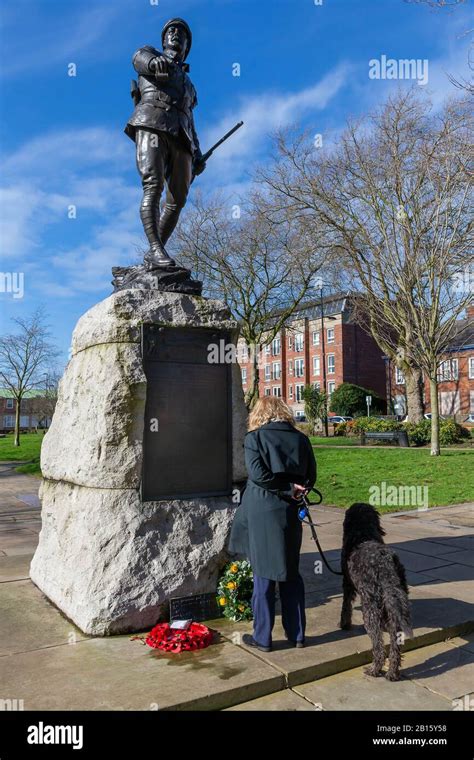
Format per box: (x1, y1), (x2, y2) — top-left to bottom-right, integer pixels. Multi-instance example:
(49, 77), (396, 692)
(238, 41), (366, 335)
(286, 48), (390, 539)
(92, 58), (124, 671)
(141, 325), (233, 500)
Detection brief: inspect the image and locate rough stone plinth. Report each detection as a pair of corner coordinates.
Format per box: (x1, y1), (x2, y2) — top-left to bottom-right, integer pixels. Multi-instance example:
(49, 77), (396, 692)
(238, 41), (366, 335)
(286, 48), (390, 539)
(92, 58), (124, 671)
(30, 289), (247, 635)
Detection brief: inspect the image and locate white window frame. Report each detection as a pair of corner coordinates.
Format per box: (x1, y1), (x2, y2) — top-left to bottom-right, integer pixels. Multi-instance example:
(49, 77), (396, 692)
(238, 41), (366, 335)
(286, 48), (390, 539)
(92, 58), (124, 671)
(313, 356), (320, 376)
(312, 331), (320, 346)
(241, 368), (247, 383)
(288, 335), (293, 349)
(288, 385), (293, 399)
(294, 333), (304, 352)
(395, 367), (405, 385)
(271, 336), (281, 356)
(469, 357), (474, 380)
(327, 381), (336, 396)
(327, 327), (335, 344)
(294, 358), (304, 377)
(264, 388), (271, 396)
(295, 383), (305, 403)
(272, 386), (281, 397)
(264, 343), (271, 355)
(272, 361), (281, 380)
(437, 358), (459, 382)
(312, 381), (321, 390)
(264, 365), (271, 381)
(6, 398), (14, 409)
(327, 354), (335, 374)
(288, 360), (293, 376)
(4, 415), (14, 428)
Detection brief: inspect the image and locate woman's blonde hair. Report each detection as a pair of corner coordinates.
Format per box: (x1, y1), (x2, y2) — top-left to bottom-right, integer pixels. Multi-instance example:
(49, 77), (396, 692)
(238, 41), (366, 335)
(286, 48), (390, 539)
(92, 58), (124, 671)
(247, 396), (295, 432)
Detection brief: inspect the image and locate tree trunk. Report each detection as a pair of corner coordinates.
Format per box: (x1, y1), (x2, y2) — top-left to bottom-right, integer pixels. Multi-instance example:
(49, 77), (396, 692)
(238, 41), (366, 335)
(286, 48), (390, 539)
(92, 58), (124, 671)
(14, 399), (20, 447)
(404, 367), (424, 422)
(245, 345), (260, 410)
(429, 378), (440, 456)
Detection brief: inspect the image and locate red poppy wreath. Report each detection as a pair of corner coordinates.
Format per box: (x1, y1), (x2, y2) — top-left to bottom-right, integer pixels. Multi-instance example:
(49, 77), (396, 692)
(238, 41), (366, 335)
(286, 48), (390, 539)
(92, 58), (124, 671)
(141, 622), (213, 653)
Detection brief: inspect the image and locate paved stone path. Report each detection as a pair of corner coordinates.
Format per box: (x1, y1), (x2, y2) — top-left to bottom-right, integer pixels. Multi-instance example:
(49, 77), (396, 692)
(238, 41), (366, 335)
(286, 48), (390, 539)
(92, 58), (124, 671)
(0, 470), (472, 711)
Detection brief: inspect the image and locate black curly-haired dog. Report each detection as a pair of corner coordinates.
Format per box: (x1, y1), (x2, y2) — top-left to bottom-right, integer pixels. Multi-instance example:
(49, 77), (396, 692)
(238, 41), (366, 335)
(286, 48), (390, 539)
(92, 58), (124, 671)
(339, 502), (413, 680)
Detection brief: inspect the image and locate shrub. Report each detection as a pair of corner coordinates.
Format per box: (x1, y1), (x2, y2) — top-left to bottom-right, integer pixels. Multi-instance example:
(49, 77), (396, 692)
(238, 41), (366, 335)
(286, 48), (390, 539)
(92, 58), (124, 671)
(334, 421), (347, 436)
(403, 419), (431, 446)
(329, 382), (385, 417)
(351, 416), (402, 435)
(439, 419), (469, 446)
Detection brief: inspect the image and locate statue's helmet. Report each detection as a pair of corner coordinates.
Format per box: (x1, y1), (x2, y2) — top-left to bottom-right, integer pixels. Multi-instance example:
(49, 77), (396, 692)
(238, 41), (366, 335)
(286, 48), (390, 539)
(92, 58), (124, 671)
(161, 18), (192, 59)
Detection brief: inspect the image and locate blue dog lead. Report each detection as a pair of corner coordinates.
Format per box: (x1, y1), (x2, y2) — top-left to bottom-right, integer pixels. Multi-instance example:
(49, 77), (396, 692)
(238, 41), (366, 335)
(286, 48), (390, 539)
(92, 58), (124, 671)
(296, 490), (343, 576)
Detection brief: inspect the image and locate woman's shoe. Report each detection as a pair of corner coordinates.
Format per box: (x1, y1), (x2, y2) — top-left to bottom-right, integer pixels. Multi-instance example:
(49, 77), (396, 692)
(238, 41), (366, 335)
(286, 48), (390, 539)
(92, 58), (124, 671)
(285, 635), (305, 648)
(242, 633), (272, 653)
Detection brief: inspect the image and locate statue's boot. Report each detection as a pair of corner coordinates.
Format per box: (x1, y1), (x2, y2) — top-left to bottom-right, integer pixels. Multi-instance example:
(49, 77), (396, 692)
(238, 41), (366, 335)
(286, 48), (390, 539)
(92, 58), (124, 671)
(140, 184), (176, 268)
(144, 242), (176, 269)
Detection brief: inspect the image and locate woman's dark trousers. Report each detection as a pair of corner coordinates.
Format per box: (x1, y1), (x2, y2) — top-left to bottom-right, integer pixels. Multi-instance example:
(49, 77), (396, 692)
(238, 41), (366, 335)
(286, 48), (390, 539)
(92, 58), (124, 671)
(251, 573), (306, 648)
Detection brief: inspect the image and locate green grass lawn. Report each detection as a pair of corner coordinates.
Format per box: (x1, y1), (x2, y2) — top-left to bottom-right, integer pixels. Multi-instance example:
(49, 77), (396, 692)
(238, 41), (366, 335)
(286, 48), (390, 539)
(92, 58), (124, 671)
(310, 436), (359, 446)
(0, 433), (43, 461)
(310, 447), (474, 511)
(1, 432), (473, 509)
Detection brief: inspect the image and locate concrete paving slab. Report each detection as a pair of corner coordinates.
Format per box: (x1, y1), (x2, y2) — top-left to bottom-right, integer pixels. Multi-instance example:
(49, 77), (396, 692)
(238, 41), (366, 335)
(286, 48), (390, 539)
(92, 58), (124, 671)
(439, 550), (474, 568)
(295, 665), (452, 711)
(0, 553), (33, 582)
(225, 688), (319, 711)
(401, 641), (474, 701)
(0, 579), (88, 655)
(448, 633), (474, 655)
(386, 548), (453, 573)
(0, 636), (285, 711)
(422, 564), (474, 583)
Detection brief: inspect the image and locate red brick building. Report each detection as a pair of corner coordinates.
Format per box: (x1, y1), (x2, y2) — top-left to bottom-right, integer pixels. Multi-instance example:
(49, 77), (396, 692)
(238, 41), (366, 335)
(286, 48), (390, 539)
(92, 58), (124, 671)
(391, 305), (474, 420)
(237, 293), (387, 418)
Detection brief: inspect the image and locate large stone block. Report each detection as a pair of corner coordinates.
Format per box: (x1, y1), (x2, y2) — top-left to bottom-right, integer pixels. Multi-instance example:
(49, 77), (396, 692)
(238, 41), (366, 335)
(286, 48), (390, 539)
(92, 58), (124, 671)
(30, 289), (248, 634)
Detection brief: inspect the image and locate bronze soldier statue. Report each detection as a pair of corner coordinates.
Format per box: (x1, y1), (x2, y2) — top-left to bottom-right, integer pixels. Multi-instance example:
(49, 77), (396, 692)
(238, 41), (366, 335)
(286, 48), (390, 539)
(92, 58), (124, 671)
(125, 18), (206, 269)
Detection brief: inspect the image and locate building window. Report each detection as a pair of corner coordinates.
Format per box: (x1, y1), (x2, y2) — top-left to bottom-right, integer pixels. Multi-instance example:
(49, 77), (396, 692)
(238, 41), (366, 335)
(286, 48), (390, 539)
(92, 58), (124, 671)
(327, 327), (335, 344)
(313, 356), (320, 376)
(288, 360), (293, 376)
(240, 344), (249, 362)
(241, 368), (247, 384)
(294, 358), (304, 377)
(295, 384), (305, 402)
(271, 336), (281, 355)
(327, 354), (335, 374)
(4, 415), (14, 428)
(264, 343), (271, 355)
(469, 357), (474, 380)
(272, 386), (282, 397)
(6, 398), (14, 409)
(328, 381), (336, 396)
(288, 336), (293, 349)
(264, 365), (271, 381)
(264, 388), (271, 396)
(288, 385), (293, 399)
(272, 362), (281, 380)
(395, 367), (405, 385)
(313, 381), (321, 390)
(470, 390), (474, 413)
(312, 331), (320, 346)
(294, 333), (304, 352)
(437, 359), (459, 382)
(439, 390), (460, 415)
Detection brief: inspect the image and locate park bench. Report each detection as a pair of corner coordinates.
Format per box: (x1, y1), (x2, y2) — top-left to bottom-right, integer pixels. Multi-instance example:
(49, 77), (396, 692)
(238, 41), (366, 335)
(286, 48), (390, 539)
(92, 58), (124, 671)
(360, 430), (409, 447)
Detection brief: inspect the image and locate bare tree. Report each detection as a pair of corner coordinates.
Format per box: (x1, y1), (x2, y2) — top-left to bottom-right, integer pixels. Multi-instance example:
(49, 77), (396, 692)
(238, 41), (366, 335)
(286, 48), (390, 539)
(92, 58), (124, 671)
(0, 310), (60, 446)
(257, 90), (473, 452)
(175, 192), (327, 407)
(30, 371), (60, 430)
(404, 0), (473, 95)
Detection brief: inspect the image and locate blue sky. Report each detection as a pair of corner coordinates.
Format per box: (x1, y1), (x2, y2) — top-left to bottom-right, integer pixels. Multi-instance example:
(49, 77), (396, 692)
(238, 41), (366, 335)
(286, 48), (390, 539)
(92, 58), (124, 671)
(0, 0), (471, 366)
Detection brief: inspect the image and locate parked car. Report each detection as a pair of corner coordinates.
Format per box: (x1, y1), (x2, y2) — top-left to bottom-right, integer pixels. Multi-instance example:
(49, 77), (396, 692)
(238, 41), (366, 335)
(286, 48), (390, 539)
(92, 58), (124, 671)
(463, 414), (474, 424)
(424, 413), (446, 421)
(328, 415), (353, 425)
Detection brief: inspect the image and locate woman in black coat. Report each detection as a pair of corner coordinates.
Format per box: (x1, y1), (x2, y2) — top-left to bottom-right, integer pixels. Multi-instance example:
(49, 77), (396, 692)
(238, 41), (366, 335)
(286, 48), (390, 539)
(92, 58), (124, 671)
(228, 396), (316, 652)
